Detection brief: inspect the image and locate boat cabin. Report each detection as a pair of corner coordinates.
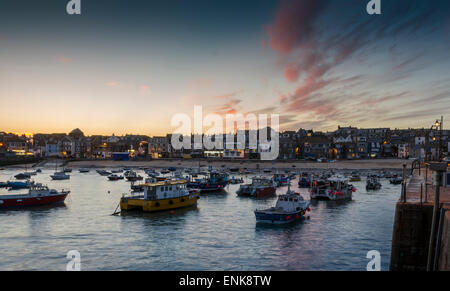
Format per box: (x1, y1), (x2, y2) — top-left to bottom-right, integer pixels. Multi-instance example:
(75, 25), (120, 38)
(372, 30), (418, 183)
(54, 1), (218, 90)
(143, 180), (189, 200)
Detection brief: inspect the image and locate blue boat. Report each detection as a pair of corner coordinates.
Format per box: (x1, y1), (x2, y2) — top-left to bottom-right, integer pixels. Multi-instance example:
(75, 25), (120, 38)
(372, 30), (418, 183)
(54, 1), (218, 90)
(273, 173), (289, 187)
(7, 180), (34, 190)
(254, 182), (310, 224)
(187, 172), (229, 192)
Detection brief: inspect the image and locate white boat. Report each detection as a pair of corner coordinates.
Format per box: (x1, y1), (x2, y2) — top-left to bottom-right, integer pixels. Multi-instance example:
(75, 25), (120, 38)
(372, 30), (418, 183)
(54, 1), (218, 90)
(50, 172), (70, 180)
(0, 184), (70, 207)
(310, 175), (355, 200)
(255, 181), (310, 224)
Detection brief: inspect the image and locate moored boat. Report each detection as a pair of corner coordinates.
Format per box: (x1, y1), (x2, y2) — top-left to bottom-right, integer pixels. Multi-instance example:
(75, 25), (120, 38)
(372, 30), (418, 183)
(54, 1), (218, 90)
(187, 171), (229, 192)
(0, 184), (70, 208)
(236, 177), (277, 198)
(120, 179), (200, 213)
(310, 175), (355, 201)
(50, 172), (70, 180)
(390, 176), (403, 185)
(255, 181), (310, 224)
(124, 170), (143, 182)
(108, 174), (124, 181)
(97, 169), (112, 176)
(79, 168), (90, 173)
(366, 176), (382, 190)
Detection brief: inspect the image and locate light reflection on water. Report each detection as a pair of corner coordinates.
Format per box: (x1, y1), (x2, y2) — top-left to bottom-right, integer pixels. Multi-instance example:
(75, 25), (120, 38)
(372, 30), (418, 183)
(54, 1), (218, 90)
(0, 168), (400, 270)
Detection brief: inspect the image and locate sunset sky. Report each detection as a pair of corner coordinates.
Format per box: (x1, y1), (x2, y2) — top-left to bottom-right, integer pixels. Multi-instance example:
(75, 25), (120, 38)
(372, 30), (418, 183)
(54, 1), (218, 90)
(1, 0), (450, 136)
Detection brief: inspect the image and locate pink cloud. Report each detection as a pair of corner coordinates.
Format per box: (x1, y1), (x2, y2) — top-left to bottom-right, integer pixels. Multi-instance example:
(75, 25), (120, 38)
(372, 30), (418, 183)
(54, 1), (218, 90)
(57, 56), (72, 64)
(266, 0), (329, 55)
(284, 64), (300, 82)
(106, 81), (120, 87)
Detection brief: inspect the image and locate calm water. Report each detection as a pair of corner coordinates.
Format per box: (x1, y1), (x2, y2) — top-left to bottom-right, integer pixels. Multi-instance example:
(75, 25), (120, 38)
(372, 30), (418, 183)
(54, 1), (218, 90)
(0, 167), (401, 270)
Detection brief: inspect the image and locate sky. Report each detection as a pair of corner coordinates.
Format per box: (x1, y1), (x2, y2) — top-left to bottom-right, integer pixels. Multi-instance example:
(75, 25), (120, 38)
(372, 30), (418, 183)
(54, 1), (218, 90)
(1, 0), (450, 136)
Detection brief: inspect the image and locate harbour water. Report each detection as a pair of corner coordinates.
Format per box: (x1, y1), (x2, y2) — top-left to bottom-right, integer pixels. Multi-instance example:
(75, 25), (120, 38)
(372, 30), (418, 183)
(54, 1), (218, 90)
(0, 167), (401, 270)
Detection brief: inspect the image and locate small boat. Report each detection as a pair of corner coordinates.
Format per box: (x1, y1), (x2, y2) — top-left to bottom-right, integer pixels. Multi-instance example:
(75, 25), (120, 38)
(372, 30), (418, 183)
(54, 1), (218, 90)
(228, 177), (244, 184)
(14, 173), (31, 180)
(262, 168), (272, 173)
(108, 174), (124, 181)
(186, 172), (229, 192)
(79, 168), (90, 173)
(120, 179), (200, 213)
(366, 176), (382, 190)
(124, 170), (143, 182)
(168, 167), (176, 172)
(229, 167), (239, 172)
(0, 182), (8, 188)
(349, 172), (361, 182)
(97, 169), (112, 176)
(390, 176), (403, 185)
(236, 177), (277, 198)
(160, 169), (170, 174)
(6, 180), (34, 190)
(0, 184), (70, 208)
(310, 175), (355, 200)
(36, 169), (42, 173)
(255, 181), (310, 224)
(111, 169), (123, 173)
(63, 168), (72, 173)
(298, 176), (311, 188)
(273, 173), (289, 187)
(51, 172), (70, 180)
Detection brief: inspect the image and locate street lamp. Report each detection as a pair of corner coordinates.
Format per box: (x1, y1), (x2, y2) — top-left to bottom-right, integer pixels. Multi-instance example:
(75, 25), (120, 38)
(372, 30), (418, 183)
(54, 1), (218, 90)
(430, 117), (443, 161)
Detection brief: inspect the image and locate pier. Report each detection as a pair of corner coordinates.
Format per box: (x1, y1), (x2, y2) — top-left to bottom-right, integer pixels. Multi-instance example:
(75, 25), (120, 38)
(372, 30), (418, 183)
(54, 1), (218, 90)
(390, 163), (450, 271)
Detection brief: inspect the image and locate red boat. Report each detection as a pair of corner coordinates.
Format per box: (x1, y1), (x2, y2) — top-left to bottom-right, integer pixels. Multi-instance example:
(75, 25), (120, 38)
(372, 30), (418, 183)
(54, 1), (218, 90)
(236, 177), (277, 198)
(0, 185), (70, 208)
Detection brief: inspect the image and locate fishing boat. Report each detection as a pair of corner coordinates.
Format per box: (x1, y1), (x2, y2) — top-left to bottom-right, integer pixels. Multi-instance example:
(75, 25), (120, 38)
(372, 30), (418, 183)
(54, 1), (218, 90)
(273, 173), (289, 187)
(236, 177), (277, 198)
(97, 169), (112, 176)
(50, 172), (70, 180)
(228, 177), (244, 184)
(14, 173), (31, 180)
(349, 172), (361, 182)
(310, 175), (355, 201)
(79, 168), (90, 173)
(366, 176), (381, 190)
(6, 180), (34, 190)
(390, 176), (403, 185)
(0, 184), (70, 208)
(186, 171), (229, 192)
(124, 170), (143, 182)
(120, 179), (200, 213)
(298, 173), (311, 188)
(255, 181), (310, 224)
(108, 174), (124, 181)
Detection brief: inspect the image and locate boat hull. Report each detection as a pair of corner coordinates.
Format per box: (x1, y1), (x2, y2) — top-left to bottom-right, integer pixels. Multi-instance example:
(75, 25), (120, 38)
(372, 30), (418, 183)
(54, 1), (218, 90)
(255, 210), (306, 224)
(120, 192), (199, 213)
(0, 193), (68, 208)
(237, 186), (276, 198)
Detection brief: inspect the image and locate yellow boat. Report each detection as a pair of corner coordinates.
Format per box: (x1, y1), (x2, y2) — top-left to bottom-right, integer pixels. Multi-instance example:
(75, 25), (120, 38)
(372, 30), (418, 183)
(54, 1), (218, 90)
(120, 179), (199, 213)
(349, 175), (361, 182)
